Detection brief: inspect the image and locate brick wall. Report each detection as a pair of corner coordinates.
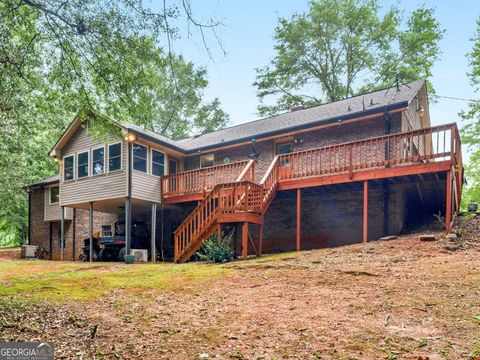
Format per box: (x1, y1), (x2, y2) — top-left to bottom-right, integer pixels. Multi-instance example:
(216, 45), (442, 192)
(184, 114), (402, 180)
(29, 188), (118, 260)
(243, 182), (406, 254)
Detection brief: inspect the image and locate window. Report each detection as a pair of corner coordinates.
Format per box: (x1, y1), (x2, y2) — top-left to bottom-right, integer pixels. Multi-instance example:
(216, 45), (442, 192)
(49, 186), (60, 204)
(102, 225), (112, 237)
(277, 142), (293, 155)
(64, 155), (74, 181)
(92, 147), (105, 175)
(169, 159), (178, 174)
(200, 154), (214, 168)
(77, 151), (89, 178)
(108, 143), (122, 172)
(151, 149), (165, 176)
(132, 143), (147, 172)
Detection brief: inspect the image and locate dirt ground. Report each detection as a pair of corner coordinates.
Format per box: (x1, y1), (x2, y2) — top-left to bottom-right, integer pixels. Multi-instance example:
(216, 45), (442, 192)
(1, 217), (480, 359)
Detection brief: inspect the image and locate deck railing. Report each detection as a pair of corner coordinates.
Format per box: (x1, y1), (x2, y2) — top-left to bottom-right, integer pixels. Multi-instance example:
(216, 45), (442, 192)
(275, 123), (461, 181)
(162, 160), (251, 200)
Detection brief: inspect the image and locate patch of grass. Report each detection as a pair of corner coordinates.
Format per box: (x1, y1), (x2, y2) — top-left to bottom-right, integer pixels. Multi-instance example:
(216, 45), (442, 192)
(417, 337), (428, 348)
(0, 261), (232, 302)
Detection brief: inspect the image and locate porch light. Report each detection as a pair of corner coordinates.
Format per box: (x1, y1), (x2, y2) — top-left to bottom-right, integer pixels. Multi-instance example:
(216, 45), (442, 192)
(53, 156), (59, 163)
(124, 133), (137, 143)
(417, 105), (425, 118)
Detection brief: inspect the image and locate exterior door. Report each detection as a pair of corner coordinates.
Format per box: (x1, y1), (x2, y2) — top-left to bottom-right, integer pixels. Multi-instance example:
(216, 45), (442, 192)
(276, 141), (294, 178)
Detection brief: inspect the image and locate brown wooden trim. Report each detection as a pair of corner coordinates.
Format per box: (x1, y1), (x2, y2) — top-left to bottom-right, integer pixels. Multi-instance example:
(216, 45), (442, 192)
(218, 213), (263, 224)
(278, 161), (452, 191)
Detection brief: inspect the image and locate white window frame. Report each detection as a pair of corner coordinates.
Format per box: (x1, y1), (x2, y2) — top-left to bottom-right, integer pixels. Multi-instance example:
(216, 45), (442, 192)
(91, 145), (106, 176)
(150, 148), (166, 177)
(49, 185), (60, 205)
(102, 224), (113, 237)
(63, 154), (75, 182)
(76, 150), (90, 179)
(200, 154), (215, 168)
(132, 143), (148, 173)
(107, 142), (123, 173)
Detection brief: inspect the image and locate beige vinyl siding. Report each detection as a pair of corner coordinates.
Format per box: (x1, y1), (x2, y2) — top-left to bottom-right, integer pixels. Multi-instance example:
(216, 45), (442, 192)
(131, 143), (165, 203)
(59, 125), (128, 206)
(402, 97), (426, 156)
(44, 187), (73, 221)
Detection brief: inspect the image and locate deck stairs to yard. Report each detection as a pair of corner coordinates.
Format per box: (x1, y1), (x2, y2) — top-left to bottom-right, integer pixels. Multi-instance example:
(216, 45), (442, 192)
(164, 123), (463, 263)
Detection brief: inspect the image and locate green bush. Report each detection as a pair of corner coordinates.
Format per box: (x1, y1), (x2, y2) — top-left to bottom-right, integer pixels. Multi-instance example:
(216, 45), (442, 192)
(197, 232), (235, 263)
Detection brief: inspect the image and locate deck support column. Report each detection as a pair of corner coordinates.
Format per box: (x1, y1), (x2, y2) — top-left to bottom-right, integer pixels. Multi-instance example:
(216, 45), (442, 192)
(445, 170), (452, 234)
(217, 223), (221, 243)
(363, 181), (368, 243)
(60, 205), (65, 261)
(125, 197), (131, 256)
(242, 222), (248, 260)
(258, 223), (263, 257)
(88, 201), (93, 262)
(151, 202), (157, 263)
(296, 188), (301, 251)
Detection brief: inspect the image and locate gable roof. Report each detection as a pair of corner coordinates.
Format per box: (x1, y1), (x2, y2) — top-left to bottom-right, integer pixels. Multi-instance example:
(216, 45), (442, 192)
(50, 80), (424, 157)
(176, 80), (424, 152)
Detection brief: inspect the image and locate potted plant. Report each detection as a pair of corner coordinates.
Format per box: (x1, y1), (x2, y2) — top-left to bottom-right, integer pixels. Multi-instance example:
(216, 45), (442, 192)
(124, 254), (136, 264)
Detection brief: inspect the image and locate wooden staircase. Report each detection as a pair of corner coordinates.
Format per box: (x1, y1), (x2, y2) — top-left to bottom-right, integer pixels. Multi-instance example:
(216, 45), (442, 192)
(173, 158), (279, 263)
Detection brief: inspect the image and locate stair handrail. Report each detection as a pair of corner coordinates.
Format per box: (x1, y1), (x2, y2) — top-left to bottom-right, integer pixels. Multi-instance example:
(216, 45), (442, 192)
(259, 155), (279, 211)
(174, 159), (257, 262)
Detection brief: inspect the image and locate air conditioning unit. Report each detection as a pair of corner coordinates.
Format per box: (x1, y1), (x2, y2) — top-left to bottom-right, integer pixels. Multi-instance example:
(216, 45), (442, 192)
(21, 245), (38, 259)
(130, 249), (148, 262)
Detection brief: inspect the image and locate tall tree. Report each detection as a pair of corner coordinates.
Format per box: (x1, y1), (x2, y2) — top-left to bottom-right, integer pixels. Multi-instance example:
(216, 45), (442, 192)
(0, 0), (227, 246)
(460, 17), (480, 206)
(254, 0), (444, 116)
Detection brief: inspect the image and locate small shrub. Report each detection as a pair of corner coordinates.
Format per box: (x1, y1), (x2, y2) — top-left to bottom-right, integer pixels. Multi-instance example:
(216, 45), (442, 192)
(198, 233), (235, 263)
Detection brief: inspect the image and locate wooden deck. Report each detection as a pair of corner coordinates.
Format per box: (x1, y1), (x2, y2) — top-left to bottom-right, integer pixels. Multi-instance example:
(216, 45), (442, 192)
(166, 123), (463, 263)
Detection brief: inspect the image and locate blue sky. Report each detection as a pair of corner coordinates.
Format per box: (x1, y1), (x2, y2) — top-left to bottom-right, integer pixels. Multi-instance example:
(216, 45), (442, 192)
(172, 0), (480, 130)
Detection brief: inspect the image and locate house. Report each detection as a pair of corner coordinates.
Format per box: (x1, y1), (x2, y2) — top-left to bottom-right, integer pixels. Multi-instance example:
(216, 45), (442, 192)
(26, 80), (463, 262)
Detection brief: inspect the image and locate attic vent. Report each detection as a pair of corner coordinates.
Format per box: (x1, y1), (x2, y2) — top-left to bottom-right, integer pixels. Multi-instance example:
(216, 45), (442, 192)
(290, 105), (306, 112)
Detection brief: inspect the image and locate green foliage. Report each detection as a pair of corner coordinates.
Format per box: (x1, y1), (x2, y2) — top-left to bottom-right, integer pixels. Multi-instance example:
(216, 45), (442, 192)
(0, 1), (227, 246)
(254, 0), (444, 116)
(197, 233), (235, 263)
(461, 17), (480, 209)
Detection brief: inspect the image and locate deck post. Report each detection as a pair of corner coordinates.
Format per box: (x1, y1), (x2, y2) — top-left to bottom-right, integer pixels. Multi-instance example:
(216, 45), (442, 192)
(151, 202), (157, 263)
(88, 201), (93, 262)
(60, 205), (65, 261)
(258, 223), (263, 256)
(217, 223), (221, 243)
(242, 222), (248, 260)
(296, 188), (301, 251)
(363, 181), (368, 243)
(446, 170), (452, 234)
